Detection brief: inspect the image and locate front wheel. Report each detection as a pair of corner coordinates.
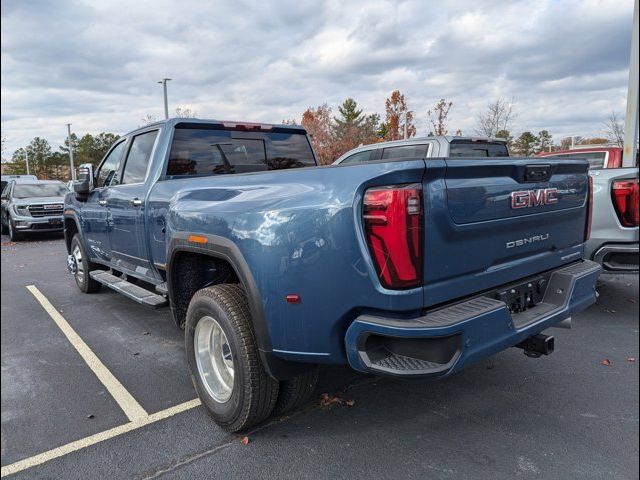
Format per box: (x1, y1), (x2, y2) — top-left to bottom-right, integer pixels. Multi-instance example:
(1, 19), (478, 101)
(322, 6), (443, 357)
(185, 284), (278, 432)
(8, 220), (22, 241)
(70, 234), (102, 293)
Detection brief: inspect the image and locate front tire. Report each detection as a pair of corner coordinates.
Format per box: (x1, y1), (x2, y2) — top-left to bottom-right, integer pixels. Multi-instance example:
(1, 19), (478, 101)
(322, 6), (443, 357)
(70, 234), (102, 293)
(185, 284), (279, 432)
(8, 220), (22, 241)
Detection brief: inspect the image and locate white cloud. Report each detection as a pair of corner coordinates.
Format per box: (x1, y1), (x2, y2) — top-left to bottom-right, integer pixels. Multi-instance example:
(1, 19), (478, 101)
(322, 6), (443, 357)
(0, 0), (634, 157)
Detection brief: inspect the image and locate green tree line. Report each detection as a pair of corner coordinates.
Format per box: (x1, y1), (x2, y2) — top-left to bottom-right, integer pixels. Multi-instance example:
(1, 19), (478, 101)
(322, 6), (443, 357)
(4, 132), (120, 180)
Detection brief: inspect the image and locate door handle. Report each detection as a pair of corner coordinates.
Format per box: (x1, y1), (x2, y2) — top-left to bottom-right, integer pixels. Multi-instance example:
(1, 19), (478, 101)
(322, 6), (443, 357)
(131, 198), (143, 207)
(98, 200), (107, 206)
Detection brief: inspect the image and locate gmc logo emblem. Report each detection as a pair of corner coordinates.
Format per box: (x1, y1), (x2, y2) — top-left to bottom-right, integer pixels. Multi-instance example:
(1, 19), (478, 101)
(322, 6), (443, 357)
(511, 188), (559, 209)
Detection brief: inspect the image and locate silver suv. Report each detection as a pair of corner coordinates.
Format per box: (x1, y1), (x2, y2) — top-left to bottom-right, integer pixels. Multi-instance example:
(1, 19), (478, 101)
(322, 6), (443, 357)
(333, 136), (509, 164)
(1, 180), (68, 241)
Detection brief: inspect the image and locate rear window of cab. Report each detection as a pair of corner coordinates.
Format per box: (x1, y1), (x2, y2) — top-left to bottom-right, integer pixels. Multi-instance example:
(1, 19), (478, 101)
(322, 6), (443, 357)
(166, 125), (316, 177)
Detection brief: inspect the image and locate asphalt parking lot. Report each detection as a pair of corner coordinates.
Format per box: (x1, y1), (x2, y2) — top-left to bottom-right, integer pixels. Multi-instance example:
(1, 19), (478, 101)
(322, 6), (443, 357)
(1, 234), (638, 479)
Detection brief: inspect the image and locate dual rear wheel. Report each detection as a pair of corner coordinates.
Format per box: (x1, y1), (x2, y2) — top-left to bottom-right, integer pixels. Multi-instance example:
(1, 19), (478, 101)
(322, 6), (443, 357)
(185, 284), (318, 432)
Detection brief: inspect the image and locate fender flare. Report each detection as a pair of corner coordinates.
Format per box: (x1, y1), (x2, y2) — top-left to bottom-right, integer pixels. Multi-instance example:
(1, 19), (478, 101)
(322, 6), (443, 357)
(63, 212), (84, 254)
(167, 233), (313, 380)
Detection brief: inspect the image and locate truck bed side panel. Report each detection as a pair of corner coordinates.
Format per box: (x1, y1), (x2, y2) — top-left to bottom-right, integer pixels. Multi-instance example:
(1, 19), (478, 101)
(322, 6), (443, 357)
(148, 161), (426, 363)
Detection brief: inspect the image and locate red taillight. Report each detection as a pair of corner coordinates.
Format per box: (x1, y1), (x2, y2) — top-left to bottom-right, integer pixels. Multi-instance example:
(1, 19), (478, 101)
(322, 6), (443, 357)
(363, 184), (423, 289)
(612, 179), (640, 227)
(585, 175), (593, 241)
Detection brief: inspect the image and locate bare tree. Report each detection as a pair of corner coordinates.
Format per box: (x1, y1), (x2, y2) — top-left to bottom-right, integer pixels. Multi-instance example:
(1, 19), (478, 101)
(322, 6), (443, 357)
(427, 99), (453, 136)
(475, 98), (517, 137)
(141, 114), (158, 125)
(175, 106), (197, 118)
(603, 112), (624, 146)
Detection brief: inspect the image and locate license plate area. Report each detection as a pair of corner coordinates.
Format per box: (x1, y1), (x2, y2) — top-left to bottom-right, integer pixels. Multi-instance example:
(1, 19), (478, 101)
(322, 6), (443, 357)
(493, 273), (553, 314)
(48, 218), (63, 225)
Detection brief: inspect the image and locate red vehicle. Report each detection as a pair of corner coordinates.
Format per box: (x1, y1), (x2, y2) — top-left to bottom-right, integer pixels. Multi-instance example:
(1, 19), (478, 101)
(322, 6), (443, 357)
(537, 146), (624, 169)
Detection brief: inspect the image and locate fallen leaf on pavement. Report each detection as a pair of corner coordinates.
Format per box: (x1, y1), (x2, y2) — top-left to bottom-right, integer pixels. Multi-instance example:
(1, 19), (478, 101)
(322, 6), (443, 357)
(86, 414), (95, 419)
(603, 308), (616, 313)
(601, 359), (611, 366)
(142, 331), (150, 335)
(627, 298), (637, 304)
(1, 242), (16, 247)
(628, 357), (636, 363)
(240, 436), (250, 445)
(320, 392), (344, 407)
(345, 399), (356, 407)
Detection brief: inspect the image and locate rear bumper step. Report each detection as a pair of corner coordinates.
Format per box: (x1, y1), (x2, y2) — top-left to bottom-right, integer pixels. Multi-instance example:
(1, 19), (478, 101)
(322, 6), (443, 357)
(345, 260), (601, 377)
(90, 271), (168, 308)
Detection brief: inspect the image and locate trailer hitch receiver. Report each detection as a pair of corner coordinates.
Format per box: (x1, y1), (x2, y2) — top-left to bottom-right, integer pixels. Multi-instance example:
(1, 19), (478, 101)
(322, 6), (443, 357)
(516, 333), (554, 358)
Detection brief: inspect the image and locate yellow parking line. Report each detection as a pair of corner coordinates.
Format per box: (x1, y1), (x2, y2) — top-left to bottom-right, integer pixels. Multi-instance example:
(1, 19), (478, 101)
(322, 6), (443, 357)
(0, 399), (202, 477)
(25, 285), (148, 421)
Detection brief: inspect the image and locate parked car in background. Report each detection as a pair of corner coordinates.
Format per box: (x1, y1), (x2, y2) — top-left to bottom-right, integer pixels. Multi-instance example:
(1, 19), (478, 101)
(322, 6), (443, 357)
(537, 146), (638, 169)
(1, 180), (67, 241)
(333, 136), (510, 164)
(538, 147), (639, 273)
(64, 119), (599, 432)
(1, 174), (38, 193)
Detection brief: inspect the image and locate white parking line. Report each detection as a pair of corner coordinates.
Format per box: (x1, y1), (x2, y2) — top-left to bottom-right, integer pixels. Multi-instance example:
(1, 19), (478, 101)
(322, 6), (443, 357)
(25, 285), (148, 422)
(0, 285), (204, 478)
(0, 398), (202, 477)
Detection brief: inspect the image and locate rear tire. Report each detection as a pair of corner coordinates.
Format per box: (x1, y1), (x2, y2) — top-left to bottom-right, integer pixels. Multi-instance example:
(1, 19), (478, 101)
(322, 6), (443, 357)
(1, 215), (8, 235)
(185, 284), (279, 432)
(273, 366), (319, 416)
(70, 234), (102, 293)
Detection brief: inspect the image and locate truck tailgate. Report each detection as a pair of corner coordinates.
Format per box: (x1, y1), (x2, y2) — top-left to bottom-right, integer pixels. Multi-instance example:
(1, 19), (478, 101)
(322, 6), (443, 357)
(423, 158), (590, 307)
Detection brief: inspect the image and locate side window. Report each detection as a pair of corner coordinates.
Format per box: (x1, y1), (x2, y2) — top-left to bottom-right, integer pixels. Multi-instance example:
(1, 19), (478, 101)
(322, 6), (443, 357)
(121, 131), (159, 184)
(555, 152), (606, 169)
(340, 150), (373, 164)
(96, 141), (127, 188)
(381, 144), (428, 160)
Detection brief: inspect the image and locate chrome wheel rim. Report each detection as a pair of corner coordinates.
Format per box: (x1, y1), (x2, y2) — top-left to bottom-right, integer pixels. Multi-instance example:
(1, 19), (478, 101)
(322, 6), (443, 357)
(194, 316), (234, 403)
(72, 244), (84, 283)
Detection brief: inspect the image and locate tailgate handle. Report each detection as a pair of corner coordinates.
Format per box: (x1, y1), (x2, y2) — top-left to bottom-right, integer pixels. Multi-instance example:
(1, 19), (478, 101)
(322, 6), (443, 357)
(525, 165), (552, 182)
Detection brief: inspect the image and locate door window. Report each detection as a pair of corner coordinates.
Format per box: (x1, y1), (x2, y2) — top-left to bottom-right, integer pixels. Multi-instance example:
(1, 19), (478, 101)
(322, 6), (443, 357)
(121, 131), (158, 184)
(381, 144), (428, 160)
(340, 150), (373, 164)
(96, 141), (127, 187)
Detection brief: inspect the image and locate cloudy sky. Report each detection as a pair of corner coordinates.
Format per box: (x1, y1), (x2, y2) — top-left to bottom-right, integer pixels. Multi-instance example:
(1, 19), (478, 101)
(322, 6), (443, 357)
(0, 0), (635, 157)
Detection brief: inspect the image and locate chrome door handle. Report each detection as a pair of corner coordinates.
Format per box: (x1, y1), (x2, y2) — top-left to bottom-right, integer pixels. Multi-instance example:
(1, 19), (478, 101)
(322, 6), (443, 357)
(98, 200), (107, 206)
(131, 198), (143, 207)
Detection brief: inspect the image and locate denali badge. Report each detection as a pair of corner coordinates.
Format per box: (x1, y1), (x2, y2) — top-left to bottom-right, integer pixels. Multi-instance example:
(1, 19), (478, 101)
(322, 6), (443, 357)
(511, 188), (558, 209)
(506, 233), (550, 249)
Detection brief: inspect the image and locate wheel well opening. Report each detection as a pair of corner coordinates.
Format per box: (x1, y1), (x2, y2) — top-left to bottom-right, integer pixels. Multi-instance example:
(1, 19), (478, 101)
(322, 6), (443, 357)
(64, 218), (78, 253)
(170, 251), (239, 328)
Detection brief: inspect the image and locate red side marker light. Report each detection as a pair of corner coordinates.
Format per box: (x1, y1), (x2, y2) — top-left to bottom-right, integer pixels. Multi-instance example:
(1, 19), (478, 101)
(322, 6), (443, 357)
(286, 294), (301, 304)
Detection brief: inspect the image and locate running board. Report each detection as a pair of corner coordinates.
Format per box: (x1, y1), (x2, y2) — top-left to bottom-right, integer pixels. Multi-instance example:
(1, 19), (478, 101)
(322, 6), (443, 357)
(90, 271), (168, 308)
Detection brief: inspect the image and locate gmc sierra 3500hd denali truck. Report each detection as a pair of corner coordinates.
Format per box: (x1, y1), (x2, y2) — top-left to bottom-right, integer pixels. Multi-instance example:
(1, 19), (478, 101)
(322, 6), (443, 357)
(63, 119), (601, 432)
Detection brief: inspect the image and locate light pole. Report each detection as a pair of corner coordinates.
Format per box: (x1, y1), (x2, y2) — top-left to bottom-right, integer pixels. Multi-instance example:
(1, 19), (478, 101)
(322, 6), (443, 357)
(622, 0), (639, 167)
(157, 78), (172, 119)
(66, 123), (76, 180)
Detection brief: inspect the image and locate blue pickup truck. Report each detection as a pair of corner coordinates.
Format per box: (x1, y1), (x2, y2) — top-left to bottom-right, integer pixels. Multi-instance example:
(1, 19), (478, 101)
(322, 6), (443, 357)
(64, 119), (601, 431)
